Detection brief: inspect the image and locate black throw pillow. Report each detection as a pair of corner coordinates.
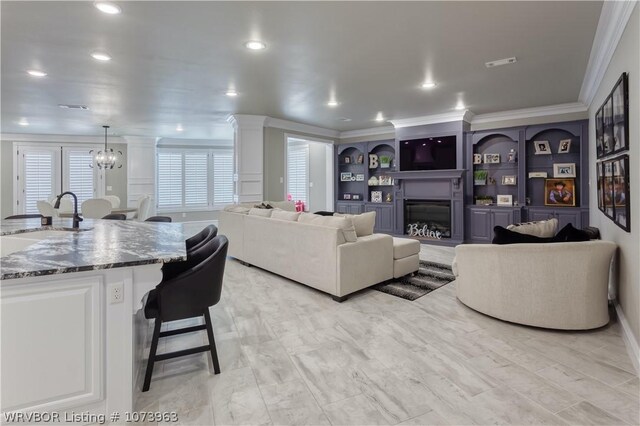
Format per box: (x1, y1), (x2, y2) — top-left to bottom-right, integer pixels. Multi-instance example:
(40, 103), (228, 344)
(314, 211), (335, 216)
(492, 226), (554, 244)
(553, 223), (591, 243)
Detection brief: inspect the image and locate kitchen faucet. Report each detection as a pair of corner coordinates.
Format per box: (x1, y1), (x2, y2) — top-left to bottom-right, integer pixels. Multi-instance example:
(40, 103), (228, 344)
(54, 191), (83, 229)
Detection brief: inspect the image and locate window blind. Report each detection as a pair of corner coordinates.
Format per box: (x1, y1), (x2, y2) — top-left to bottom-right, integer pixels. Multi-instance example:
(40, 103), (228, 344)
(213, 151), (234, 205)
(184, 152), (208, 207)
(287, 144), (309, 205)
(157, 152), (183, 208)
(23, 151), (55, 214)
(65, 150), (95, 205)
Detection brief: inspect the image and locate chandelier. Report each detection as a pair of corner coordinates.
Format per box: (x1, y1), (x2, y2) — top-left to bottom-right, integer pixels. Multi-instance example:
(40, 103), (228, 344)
(90, 125), (122, 169)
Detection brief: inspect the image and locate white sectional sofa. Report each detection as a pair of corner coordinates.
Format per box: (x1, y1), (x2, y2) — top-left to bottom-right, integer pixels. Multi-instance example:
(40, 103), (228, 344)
(219, 206), (418, 301)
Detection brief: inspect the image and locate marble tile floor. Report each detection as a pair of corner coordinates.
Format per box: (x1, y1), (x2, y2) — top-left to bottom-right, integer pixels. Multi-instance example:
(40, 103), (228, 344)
(135, 243), (638, 425)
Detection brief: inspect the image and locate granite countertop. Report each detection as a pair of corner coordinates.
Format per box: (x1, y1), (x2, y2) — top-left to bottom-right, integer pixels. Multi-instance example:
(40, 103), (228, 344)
(1, 218), (188, 280)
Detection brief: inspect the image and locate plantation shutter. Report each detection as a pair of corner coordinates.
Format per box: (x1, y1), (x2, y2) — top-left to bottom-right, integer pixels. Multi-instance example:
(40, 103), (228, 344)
(213, 151), (234, 206)
(184, 151), (209, 207)
(157, 151), (183, 208)
(64, 150), (96, 205)
(22, 150), (56, 214)
(287, 144), (309, 205)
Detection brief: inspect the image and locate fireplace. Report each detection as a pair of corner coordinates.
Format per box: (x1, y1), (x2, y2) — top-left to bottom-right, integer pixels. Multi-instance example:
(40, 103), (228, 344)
(404, 200), (452, 239)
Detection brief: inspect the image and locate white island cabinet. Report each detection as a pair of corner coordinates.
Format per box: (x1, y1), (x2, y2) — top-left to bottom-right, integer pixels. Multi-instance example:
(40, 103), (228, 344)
(1, 219), (187, 420)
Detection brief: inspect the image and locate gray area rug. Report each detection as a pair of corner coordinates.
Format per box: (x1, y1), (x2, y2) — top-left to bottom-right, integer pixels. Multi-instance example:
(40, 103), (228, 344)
(374, 260), (455, 301)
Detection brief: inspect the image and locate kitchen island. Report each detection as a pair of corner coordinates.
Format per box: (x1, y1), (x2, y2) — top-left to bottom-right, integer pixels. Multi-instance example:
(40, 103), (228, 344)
(1, 218), (188, 418)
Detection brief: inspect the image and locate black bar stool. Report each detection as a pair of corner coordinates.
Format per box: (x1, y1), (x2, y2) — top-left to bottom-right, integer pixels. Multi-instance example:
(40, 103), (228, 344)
(145, 216), (172, 222)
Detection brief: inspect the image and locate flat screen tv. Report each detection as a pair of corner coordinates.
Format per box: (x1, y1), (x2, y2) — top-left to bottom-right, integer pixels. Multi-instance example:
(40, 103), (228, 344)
(399, 136), (457, 171)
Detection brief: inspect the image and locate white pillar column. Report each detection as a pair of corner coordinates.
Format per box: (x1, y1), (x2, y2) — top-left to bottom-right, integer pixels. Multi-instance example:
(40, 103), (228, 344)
(227, 115), (267, 203)
(122, 136), (158, 214)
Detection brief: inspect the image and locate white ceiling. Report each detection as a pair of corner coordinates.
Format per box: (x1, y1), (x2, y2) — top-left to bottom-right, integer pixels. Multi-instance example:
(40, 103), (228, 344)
(1, 1), (602, 139)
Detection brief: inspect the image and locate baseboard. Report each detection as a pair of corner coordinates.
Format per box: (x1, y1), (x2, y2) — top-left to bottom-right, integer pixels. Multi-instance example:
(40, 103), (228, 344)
(614, 301), (640, 374)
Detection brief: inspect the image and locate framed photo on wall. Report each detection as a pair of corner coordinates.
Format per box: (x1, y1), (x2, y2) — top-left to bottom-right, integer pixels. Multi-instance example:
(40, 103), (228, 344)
(611, 73), (629, 155)
(596, 161), (605, 213)
(544, 178), (576, 207)
(596, 107), (604, 159)
(603, 161), (614, 218)
(612, 155), (630, 231)
(603, 95), (614, 156)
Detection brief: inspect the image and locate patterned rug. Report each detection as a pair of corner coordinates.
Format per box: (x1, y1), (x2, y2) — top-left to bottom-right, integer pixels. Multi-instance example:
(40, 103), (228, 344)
(374, 260), (455, 301)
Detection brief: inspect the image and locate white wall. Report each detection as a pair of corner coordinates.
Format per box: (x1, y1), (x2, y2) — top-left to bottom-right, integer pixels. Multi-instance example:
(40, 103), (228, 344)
(588, 5), (639, 343)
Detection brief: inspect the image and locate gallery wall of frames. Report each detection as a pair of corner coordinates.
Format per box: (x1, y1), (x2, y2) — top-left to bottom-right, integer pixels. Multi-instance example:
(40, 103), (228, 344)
(596, 72), (630, 232)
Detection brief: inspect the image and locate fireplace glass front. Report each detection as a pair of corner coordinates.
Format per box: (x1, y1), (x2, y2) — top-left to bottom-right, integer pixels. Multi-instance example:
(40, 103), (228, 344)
(404, 200), (451, 239)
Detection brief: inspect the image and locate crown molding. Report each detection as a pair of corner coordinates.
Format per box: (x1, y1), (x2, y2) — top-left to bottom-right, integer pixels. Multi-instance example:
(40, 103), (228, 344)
(226, 114), (267, 130)
(264, 117), (339, 139)
(389, 110), (474, 129)
(579, 0), (637, 107)
(0, 133), (126, 144)
(471, 102), (588, 125)
(157, 138), (233, 147)
(338, 126), (395, 139)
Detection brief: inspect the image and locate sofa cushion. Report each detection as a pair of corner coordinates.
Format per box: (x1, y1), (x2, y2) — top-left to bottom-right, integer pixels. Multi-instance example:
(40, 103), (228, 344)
(223, 205), (251, 214)
(249, 208), (273, 217)
(553, 223), (591, 242)
(507, 218), (558, 238)
(492, 226), (553, 244)
(269, 201), (296, 211)
(271, 210), (301, 221)
(392, 237), (421, 259)
(334, 211), (376, 237)
(298, 213), (321, 223)
(310, 215), (357, 242)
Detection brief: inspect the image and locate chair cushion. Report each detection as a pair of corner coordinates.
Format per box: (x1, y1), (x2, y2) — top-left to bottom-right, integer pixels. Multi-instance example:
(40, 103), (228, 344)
(392, 237), (421, 259)
(144, 289), (159, 319)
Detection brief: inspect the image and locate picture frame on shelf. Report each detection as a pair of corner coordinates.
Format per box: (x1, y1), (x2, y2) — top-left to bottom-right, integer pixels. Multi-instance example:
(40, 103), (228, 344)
(611, 73), (629, 155)
(501, 175), (517, 185)
(355, 173), (365, 181)
(352, 194), (361, 201)
(534, 140), (551, 155)
(340, 172), (353, 182)
(552, 163), (576, 178)
(343, 155), (351, 164)
(596, 107), (604, 159)
(507, 149), (517, 163)
(528, 171), (548, 178)
(483, 153), (500, 164)
(379, 175), (393, 186)
(496, 194), (513, 207)
(356, 154), (364, 164)
(544, 178), (576, 207)
(371, 191), (383, 203)
(558, 139), (572, 154)
(473, 153), (482, 164)
(343, 193), (352, 200)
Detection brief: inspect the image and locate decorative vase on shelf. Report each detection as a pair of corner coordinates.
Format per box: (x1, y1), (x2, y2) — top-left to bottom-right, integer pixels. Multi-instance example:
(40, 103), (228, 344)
(379, 156), (391, 169)
(473, 170), (488, 186)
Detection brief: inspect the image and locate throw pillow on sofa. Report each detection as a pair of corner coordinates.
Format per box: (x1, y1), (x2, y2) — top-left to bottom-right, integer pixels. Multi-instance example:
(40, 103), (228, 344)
(492, 223), (591, 245)
(506, 218), (558, 238)
(249, 208), (273, 217)
(553, 223), (591, 242)
(298, 213), (321, 223)
(310, 215), (358, 242)
(271, 210), (301, 221)
(334, 211), (376, 237)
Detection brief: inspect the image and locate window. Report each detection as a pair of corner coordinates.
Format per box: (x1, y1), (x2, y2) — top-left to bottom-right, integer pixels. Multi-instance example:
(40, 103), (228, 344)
(14, 144), (104, 215)
(156, 148), (234, 211)
(287, 142), (309, 206)
(63, 149), (97, 206)
(21, 149), (57, 214)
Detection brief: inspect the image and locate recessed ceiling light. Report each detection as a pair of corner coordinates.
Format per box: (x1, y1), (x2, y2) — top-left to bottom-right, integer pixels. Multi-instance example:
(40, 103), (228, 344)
(18, 118), (29, 126)
(485, 57), (517, 68)
(91, 52), (112, 61)
(59, 104), (90, 110)
(422, 143), (427, 146)
(454, 102), (465, 111)
(421, 82), (436, 89)
(375, 112), (385, 122)
(244, 40), (266, 50)
(327, 100), (339, 107)
(94, 1), (121, 14)
(176, 124), (184, 132)
(27, 70), (47, 77)
(338, 117), (352, 122)
(225, 90), (238, 97)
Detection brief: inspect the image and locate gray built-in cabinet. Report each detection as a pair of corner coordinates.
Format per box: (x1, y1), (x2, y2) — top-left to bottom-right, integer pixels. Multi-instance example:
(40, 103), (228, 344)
(335, 140), (396, 233)
(335, 119), (589, 243)
(466, 120), (589, 243)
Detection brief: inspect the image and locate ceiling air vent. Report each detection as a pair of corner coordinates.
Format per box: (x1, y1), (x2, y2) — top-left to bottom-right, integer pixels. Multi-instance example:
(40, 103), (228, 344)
(58, 104), (90, 110)
(485, 57), (517, 68)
